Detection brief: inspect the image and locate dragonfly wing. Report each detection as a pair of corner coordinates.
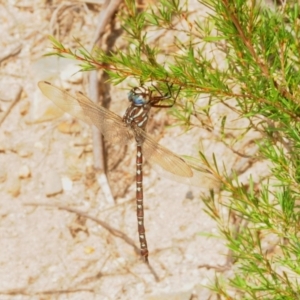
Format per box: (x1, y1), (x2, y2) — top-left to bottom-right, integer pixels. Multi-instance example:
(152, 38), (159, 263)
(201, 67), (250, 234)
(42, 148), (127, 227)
(38, 81), (133, 145)
(138, 129), (215, 186)
(74, 91), (134, 144)
(141, 132), (192, 176)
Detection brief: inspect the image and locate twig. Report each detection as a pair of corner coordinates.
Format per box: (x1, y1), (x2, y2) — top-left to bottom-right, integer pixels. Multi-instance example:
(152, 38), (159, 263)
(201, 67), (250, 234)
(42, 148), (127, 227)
(25, 201), (139, 252)
(0, 85), (22, 125)
(0, 288), (94, 296)
(49, 3), (74, 36)
(87, 0), (122, 206)
(90, 0), (122, 47)
(23, 201), (160, 281)
(0, 43), (22, 64)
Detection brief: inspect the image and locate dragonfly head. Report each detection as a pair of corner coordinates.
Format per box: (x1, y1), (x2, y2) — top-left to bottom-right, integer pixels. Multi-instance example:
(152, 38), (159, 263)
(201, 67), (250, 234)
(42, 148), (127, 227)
(128, 87), (150, 106)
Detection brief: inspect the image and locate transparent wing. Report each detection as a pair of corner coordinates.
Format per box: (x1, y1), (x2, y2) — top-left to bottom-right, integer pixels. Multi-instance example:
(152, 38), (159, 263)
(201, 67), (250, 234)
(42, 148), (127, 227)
(38, 81), (215, 187)
(38, 81), (134, 145)
(136, 128), (215, 186)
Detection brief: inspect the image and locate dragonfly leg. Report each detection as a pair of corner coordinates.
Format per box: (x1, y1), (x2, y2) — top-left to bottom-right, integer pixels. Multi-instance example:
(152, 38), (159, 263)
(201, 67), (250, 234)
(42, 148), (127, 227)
(150, 82), (181, 108)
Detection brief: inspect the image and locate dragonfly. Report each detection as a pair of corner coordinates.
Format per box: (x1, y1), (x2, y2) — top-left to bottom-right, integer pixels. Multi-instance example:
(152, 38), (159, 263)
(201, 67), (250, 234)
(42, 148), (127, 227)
(38, 81), (212, 263)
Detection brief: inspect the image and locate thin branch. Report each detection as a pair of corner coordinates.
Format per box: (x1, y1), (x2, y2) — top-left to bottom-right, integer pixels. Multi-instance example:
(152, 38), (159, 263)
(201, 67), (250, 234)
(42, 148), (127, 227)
(0, 86), (22, 125)
(87, 0), (123, 206)
(24, 201), (160, 281)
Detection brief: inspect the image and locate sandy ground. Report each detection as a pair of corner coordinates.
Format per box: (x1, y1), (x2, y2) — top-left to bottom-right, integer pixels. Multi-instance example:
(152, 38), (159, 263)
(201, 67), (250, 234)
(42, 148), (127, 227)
(0, 1), (266, 299)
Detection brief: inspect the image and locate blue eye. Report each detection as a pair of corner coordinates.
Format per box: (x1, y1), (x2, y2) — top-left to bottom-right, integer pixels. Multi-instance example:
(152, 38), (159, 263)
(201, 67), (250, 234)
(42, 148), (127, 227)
(128, 91), (147, 105)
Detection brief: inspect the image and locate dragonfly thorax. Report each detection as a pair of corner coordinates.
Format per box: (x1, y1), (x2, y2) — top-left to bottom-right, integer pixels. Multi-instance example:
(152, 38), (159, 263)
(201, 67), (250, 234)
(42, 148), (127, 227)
(123, 102), (151, 131)
(128, 87), (150, 106)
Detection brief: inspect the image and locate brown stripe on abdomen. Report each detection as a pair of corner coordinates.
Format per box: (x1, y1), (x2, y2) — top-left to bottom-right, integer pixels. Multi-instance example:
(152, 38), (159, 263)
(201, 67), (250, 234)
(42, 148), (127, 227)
(136, 144), (148, 262)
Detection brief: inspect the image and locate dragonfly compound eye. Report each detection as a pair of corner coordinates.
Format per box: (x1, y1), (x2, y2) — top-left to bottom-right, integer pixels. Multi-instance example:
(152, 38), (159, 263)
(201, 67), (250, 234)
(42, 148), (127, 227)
(128, 88), (149, 105)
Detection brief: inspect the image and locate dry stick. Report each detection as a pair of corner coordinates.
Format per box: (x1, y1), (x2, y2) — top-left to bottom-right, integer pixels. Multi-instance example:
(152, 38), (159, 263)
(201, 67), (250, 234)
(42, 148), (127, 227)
(25, 201), (139, 251)
(49, 2), (71, 34)
(0, 43), (22, 64)
(87, 0), (122, 206)
(0, 86), (22, 125)
(0, 288), (94, 297)
(87, 1), (160, 277)
(90, 73), (115, 206)
(24, 202), (160, 281)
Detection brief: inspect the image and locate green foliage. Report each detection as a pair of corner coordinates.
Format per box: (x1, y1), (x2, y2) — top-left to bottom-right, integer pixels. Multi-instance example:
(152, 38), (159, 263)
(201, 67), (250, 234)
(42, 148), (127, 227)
(46, 0), (300, 298)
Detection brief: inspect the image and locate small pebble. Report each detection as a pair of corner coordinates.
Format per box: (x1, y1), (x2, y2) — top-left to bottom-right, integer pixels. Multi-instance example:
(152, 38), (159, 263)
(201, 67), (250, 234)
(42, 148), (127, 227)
(6, 176), (21, 197)
(44, 170), (63, 197)
(19, 100), (30, 115)
(185, 190), (194, 200)
(61, 176), (73, 191)
(34, 141), (44, 150)
(15, 143), (33, 158)
(0, 82), (22, 102)
(0, 167), (7, 182)
(0, 143), (5, 152)
(19, 165), (31, 179)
